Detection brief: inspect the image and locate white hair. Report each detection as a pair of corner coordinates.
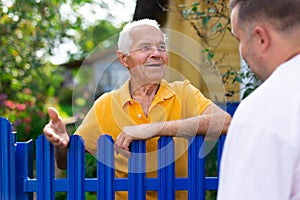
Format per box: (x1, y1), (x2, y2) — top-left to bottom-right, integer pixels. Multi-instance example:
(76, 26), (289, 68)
(117, 19), (166, 53)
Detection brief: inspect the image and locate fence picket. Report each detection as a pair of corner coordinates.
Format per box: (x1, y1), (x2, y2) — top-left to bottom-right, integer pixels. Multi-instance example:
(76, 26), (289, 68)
(68, 135), (85, 200)
(217, 135), (226, 176)
(15, 140), (33, 200)
(158, 136), (175, 200)
(188, 136), (205, 200)
(128, 140), (146, 200)
(36, 135), (55, 200)
(98, 135), (115, 200)
(0, 117), (16, 200)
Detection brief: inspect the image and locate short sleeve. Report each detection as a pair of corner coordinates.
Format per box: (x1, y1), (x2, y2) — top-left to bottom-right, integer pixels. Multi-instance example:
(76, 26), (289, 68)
(74, 104), (102, 154)
(181, 80), (212, 118)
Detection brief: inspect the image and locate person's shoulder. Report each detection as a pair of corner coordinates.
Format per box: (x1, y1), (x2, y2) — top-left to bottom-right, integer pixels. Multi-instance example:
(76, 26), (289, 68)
(94, 91), (114, 105)
(162, 79), (191, 89)
(94, 80), (129, 103)
(161, 79), (202, 98)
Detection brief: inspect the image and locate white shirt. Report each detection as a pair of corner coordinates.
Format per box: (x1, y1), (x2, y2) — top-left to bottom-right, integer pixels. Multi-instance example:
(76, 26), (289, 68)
(217, 55), (300, 200)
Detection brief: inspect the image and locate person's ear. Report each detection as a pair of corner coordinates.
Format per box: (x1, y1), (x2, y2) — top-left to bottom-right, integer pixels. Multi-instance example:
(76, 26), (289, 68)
(116, 50), (129, 67)
(254, 26), (270, 53)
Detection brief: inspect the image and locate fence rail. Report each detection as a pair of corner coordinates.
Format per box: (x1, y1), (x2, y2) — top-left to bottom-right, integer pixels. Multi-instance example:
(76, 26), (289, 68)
(0, 117), (227, 200)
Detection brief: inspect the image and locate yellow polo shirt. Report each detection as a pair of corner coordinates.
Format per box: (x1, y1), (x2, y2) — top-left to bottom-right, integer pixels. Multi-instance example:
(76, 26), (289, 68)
(75, 79), (212, 199)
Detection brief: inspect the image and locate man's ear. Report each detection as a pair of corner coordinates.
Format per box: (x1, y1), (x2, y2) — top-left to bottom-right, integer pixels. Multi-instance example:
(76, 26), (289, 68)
(116, 50), (129, 67)
(254, 26), (270, 53)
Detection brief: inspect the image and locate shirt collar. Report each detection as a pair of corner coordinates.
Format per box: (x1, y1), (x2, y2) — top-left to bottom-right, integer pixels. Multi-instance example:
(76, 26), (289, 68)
(117, 79), (175, 108)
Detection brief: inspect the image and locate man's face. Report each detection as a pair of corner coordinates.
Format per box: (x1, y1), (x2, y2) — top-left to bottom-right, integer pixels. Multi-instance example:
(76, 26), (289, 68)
(231, 6), (263, 80)
(125, 25), (168, 85)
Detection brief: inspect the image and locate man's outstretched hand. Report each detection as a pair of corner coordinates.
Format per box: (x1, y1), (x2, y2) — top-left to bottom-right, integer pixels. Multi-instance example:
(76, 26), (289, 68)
(43, 107), (70, 148)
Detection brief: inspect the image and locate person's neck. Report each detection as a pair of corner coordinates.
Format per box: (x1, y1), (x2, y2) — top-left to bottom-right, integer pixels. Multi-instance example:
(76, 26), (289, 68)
(130, 81), (160, 98)
(129, 80), (160, 116)
(281, 28), (300, 63)
(283, 50), (300, 63)
(268, 29), (300, 76)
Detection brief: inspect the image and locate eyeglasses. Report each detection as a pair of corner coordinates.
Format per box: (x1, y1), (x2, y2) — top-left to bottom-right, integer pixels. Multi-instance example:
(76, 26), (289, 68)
(127, 44), (167, 55)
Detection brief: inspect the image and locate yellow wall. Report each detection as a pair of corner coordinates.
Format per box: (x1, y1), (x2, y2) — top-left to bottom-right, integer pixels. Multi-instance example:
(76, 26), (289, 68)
(166, 0), (240, 102)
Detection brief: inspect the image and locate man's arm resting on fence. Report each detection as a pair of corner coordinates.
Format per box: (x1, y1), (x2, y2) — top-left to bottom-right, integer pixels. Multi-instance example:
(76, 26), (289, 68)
(158, 103), (231, 138)
(115, 103), (231, 156)
(43, 107), (70, 169)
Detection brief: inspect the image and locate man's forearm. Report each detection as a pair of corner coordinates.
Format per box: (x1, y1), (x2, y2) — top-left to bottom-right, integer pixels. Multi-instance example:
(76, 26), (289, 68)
(157, 112), (231, 138)
(116, 104), (231, 153)
(55, 146), (68, 169)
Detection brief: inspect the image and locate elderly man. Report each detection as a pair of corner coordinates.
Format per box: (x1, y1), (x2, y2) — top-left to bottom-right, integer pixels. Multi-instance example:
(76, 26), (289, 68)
(218, 0), (300, 200)
(44, 19), (231, 199)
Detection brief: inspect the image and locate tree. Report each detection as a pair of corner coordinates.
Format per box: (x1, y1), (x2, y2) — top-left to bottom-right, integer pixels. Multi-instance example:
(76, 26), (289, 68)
(133, 0), (168, 27)
(177, 0), (260, 99)
(0, 0), (124, 140)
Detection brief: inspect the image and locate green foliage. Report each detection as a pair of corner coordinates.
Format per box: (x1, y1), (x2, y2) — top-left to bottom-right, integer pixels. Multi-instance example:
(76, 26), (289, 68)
(201, 48), (215, 61)
(0, 0), (122, 140)
(0, 64), (64, 141)
(222, 67), (260, 99)
(85, 153), (97, 178)
(74, 20), (122, 59)
(182, 1), (259, 99)
(58, 87), (73, 105)
(0, 0), (70, 139)
(181, 0), (230, 37)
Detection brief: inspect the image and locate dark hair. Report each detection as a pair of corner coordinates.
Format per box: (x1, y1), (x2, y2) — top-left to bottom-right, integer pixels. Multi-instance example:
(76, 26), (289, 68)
(229, 0), (300, 31)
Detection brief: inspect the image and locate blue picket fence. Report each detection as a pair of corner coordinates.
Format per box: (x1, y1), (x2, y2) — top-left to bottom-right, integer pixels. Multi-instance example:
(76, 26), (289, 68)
(0, 102), (239, 199)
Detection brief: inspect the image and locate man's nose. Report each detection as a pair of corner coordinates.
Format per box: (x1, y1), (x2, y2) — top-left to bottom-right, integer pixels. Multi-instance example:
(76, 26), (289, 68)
(149, 47), (163, 57)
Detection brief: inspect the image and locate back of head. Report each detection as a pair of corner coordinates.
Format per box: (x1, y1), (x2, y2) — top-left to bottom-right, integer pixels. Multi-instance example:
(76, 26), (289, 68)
(118, 19), (161, 53)
(229, 0), (300, 31)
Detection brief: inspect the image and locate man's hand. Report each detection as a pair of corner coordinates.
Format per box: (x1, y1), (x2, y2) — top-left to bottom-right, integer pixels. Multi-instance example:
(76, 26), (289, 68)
(43, 107), (70, 148)
(114, 123), (163, 157)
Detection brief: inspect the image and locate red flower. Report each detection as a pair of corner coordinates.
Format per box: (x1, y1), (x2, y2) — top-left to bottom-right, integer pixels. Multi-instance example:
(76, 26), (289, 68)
(23, 88), (32, 94)
(4, 100), (15, 109)
(23, 117), (31, 124)
(16, 103), (26, 111)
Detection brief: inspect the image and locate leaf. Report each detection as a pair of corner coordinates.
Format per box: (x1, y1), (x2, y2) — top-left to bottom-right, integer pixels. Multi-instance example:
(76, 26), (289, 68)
(191, 2), (200, 7)
(233, 76), (243, 84)
(208, 8), (216, 13)
(195, 11), (205, 16)
(183, 9), (192, 19)
(229, 70), (238, 76)
(202, 16), (211, 27)
(192, 5), (198, 12)
(201, 48), (211, 53)
(242, 88), (255, 99)
(200, 48), (214, 61)
(208, 51), (215, 60)
(211, 22), (222, 32)
(245, 83), (254, 87)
